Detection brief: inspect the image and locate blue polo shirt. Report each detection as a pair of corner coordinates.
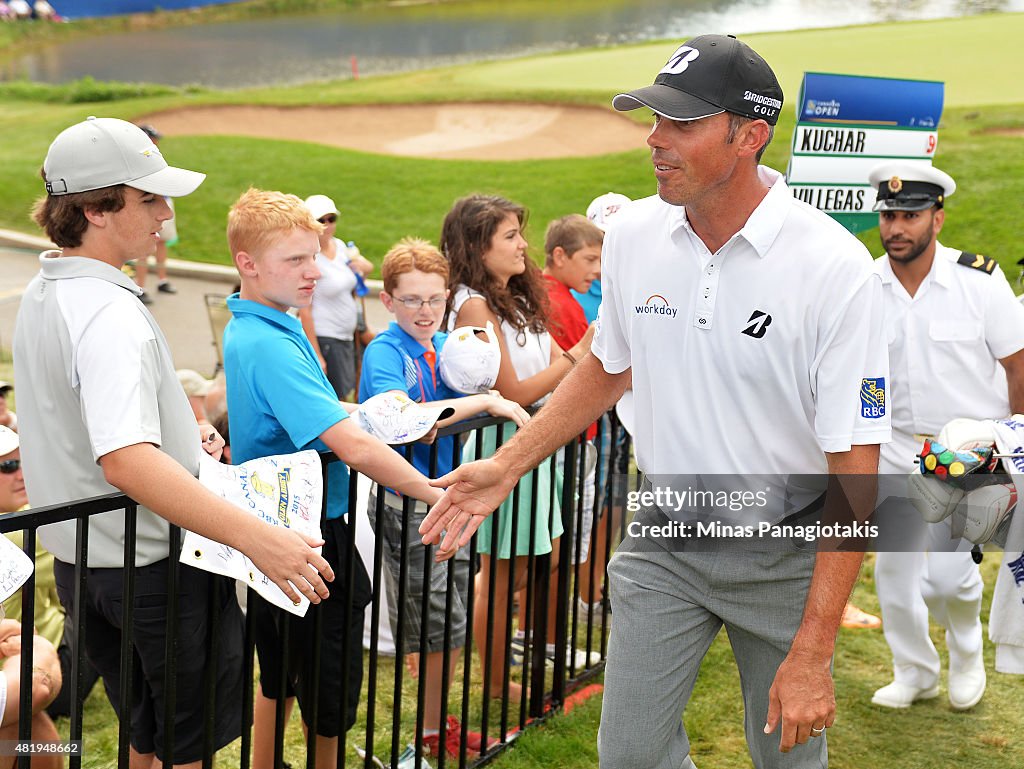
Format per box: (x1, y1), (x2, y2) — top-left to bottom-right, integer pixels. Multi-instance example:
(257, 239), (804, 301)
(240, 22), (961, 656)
(224, 295), (350, 518)
(359, 321), (460, 480)
(571, 279), (602, 323)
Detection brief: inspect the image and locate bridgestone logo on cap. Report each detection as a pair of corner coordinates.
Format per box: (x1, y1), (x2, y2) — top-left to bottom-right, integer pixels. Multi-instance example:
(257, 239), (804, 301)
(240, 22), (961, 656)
(743, 91), (782, 109)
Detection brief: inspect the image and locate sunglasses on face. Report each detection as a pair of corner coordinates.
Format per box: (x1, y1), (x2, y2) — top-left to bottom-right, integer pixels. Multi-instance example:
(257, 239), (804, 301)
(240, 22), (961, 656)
(0, 459), (20, 474)
(318, 215), (337, 225)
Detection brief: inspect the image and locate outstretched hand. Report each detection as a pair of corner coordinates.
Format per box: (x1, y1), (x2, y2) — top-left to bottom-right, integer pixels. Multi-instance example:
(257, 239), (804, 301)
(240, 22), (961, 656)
(246, 525), (335, 606)
(420, 457), (516, 560)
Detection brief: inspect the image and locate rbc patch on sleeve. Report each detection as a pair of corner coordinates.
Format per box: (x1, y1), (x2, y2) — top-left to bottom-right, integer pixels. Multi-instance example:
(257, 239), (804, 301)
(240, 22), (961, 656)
(860, 377), (886, 419)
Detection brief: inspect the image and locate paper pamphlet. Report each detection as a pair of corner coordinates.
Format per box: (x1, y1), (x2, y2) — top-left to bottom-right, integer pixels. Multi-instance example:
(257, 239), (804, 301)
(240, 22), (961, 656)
(0, 535), (34, 604)
(181, 450), (324, 617)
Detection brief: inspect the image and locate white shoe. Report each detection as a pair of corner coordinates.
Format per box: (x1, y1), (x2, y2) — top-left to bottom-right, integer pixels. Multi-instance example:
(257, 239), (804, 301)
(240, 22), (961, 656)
(871, 680), (940, 708)
(562, 646), (602, 669)
(948, 656), (986, 710)
(576, 596), (611, 628)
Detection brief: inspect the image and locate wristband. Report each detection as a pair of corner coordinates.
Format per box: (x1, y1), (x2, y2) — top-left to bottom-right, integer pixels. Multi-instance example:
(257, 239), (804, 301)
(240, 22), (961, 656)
(562, 350), (577, 366)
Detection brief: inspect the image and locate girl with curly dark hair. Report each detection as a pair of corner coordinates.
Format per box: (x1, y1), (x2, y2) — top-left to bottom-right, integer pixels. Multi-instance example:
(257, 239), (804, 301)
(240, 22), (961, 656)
(440, 194), (594, 700)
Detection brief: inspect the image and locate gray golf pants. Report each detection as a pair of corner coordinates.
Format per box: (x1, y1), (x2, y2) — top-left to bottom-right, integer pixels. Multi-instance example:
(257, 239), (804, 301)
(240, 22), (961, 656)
(597, 544), (827, 769)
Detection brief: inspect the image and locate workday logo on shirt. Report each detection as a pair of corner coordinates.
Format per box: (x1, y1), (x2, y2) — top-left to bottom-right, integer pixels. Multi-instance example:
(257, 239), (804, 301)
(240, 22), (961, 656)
(860, 377), (886, 419)
(635, 294), (678, 319)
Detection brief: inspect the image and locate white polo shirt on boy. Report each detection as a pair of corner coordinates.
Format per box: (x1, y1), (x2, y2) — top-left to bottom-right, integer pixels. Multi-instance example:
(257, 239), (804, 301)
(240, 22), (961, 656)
(593, 166), (890, 480)
(13, 252), (199, 567)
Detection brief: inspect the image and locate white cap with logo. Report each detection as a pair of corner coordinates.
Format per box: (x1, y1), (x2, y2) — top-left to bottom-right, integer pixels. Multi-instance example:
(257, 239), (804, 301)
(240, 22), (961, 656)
(44, 116), (205, 197)
(0, 425), (18, 456)
(352, 392), (455, 445)
(586, 192), (632, 231)
(440, 322), (501, 394)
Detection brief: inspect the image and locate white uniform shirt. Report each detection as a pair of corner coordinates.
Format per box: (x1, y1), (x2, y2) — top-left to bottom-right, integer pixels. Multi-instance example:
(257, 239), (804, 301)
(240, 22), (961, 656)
(593, 166), (890, 478)
(877, 242), (1024, 475)
(13, 252), (200, 567)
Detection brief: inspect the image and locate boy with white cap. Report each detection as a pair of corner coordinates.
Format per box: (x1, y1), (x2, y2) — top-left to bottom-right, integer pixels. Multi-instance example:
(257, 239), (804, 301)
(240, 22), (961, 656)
(869, 161), (1024, 710)
(570, 192), (631, 322)
(14, 117), (335, 767)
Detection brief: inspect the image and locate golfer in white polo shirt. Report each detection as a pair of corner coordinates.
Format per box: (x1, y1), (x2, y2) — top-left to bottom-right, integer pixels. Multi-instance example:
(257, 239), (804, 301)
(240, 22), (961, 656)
(420, 35), (889, 769)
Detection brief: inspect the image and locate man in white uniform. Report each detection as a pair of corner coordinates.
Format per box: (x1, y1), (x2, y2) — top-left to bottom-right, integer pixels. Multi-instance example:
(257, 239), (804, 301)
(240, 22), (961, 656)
(420, 35), (889, 769)
(869, 162), (1024, 711)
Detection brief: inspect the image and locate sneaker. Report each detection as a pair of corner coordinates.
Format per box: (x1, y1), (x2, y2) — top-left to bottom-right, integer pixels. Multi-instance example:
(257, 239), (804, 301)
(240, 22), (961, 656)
(355, 744), (432, 769)
(423, 715), (498, 758)
(138, 291), (153, 305)
(576, 596), (610, 628)
(557, 645), (602, 669)
(157, 280), (177, 294)
(509, 635), (528, 666)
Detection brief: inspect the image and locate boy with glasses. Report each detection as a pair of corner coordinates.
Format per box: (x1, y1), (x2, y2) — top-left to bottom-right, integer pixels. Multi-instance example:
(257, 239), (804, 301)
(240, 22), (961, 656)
(359, 238), (527, 760)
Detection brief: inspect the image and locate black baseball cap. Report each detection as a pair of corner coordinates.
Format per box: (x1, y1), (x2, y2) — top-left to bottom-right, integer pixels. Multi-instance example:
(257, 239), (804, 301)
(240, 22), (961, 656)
(613, 35), (784, 126)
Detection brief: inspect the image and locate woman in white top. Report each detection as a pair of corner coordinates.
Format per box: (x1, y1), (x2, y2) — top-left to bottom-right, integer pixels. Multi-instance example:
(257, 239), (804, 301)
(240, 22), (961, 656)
(300, 194), (373, 400)
(441, 194), (592, 700)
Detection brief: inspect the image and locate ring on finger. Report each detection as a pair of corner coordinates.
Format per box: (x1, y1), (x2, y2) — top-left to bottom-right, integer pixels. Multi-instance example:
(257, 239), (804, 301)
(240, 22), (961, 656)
(810, 726), (825, 737)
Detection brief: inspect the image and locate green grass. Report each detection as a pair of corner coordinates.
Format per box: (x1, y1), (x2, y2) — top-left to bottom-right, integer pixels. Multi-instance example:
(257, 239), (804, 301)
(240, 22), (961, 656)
(456, 13), (1024, 108)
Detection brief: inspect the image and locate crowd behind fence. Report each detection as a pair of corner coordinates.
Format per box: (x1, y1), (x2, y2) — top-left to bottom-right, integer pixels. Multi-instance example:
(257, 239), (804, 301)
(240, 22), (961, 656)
(0, 411), (636, 769)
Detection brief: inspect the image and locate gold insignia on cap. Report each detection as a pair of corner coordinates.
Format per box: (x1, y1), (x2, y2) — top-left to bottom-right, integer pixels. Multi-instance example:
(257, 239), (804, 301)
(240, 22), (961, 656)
(888, 176), (903, 194)
(937, 194), (944, 203)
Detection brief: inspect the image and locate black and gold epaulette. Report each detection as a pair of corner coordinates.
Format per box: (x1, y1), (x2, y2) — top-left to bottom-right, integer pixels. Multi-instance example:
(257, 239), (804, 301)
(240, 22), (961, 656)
(957, 251), (997, 274)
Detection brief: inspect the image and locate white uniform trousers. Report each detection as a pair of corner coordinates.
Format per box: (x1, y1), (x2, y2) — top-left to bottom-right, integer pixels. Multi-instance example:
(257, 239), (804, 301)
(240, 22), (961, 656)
(875, 510), (983, 687)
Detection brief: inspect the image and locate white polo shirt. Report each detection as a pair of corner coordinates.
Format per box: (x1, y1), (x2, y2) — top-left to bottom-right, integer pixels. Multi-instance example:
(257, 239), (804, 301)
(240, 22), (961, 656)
(13, 252), (200, 568)
(593, 166), (890, 478)
(877, 242), (1024, 475)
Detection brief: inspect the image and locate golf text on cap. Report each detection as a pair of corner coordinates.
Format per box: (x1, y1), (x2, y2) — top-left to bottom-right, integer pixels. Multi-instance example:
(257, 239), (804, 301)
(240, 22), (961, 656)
(743, 90), (782, 117)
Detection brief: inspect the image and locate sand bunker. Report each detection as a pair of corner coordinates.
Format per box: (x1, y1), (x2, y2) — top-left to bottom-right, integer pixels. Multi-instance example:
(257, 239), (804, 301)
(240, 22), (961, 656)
(980, 126), (1024, 138)
(140, 103), (649, 160)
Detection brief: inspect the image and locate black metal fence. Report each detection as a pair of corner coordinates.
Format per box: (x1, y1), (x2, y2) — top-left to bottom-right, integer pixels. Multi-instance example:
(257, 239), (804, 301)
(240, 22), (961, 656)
(0, 412), (635, 769)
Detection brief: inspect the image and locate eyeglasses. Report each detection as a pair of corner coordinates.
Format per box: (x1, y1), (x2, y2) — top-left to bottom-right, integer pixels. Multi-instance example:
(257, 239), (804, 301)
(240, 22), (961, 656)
(0, 459), (20, 475)
(394, 296), (447, 310)
(318, 215), (337, 225)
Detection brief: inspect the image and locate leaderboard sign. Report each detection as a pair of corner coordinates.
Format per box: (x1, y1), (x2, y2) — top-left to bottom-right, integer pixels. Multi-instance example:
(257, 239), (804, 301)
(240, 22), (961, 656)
(786, 72), (945, 233)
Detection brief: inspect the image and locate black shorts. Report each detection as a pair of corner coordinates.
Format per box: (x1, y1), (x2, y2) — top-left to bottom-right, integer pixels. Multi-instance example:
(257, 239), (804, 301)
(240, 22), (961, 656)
(53, 558), (244, 763)
(254, 516), (372, 737)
